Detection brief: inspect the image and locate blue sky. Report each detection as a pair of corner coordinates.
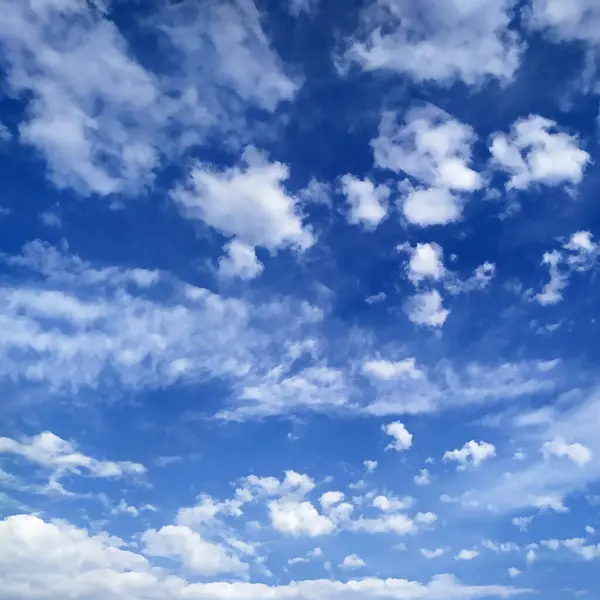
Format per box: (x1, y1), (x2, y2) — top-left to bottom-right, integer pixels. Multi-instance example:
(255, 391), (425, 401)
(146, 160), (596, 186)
(1, 0), (600, 598)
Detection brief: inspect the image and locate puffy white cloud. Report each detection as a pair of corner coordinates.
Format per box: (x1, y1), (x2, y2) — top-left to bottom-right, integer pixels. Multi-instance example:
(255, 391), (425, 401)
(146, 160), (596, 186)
(455, 549), (480, 561)
(141, 525), (248, 576)
(0, 431), (145, 481)
(0, 514), (531, 599)
(529, 494), (568, 513)
(542, 437), (593, 466)
(404, 243), (445, 285)
(218, 240), (264, 281)
(339, 553), (366, 569)
(482, 540), (519, 553)
(421, 548), (445, 559)
(586, 525), (596, 535)
(383, 421), (413, 451)
(508, 567), (521, 578)
(414, 469), (431, 486)
(373, 494), (413, 512)
(343, 0), (523, 85)
(174, 146), (314, 253)
(268, 500), (335, 537)
(405, 289), (449, 328)
(512, 516), (535, 531)
(415, 512), (438, 526)
(526, 549), (536, 563)
(373, 106), (481, 227)
(443, 440), (496, 469)
(490, 115), (590, 190)
(319, 491), (345, 511)
(351, 512), (416, 536)
(363, 358), (423, 381)
(243, 470), (316, 500)
(340, 174), (390, 230)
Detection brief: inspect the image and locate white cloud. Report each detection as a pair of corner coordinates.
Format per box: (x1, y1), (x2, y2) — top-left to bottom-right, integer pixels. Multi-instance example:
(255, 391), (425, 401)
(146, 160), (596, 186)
(142, 525), (248, 576)
(402, 186), (463, 227)
(339, 553), (366, 570)
(526, 0), (600, 46)
(0, 514), (531, 598)
(508, 567), (521, 578)
(363, 358), (423, 381)
(415, 512), (438, 526)
(0, 431), (145, 482)
(482, 540), (520, 553)
(319, 491), (345, 511)
(455, 549), (480, 561)
(373, 106), (481, 227)
(535, 232), (598, 305)
(405, 289), (449, 328)
(383, 421), (413, 451)
(218, 240), (264, 281)
(404, 243), (445, 285)
(512, 516), (535, 531)
(174, 146), (314, 253)
(421, 548), (445, 559)
(586, 525), (596, 535)
(542, 437), (593, 466)
(343, 0), (523, 85)
(414, 469), (431, 486)
(340, 174), (390, 230)
(351, 513), (416, 536)
(526, 549), (536, 563)
(443, 440), (496, 469)
(373, 494), (413, 512)
(268, 500), (335, 537)
(529, 494), (568, 513)
(490, 115), (590, 190)
(364, 460), (378, 473)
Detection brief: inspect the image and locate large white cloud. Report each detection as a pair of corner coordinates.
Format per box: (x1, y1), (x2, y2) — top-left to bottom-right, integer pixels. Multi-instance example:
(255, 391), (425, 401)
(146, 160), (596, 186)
(0, 513), (530, 600)
(343, 0), (523, 86)
(0, 0), (298, 196)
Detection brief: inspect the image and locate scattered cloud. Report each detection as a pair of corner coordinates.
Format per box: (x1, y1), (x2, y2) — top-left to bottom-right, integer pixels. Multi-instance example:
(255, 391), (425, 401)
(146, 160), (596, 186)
(443, 440), (496, 469)
(340, 174), (390, 230)
(383, 421), (413, 451)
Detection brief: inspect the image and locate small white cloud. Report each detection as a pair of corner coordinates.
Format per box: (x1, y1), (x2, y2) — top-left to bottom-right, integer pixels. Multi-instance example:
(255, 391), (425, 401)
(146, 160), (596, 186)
(526, 549), (536, 563)
(372, 494), (413, 512)
(585, 525), (596, 536)
(383, 421), (413, 451)
(404, 242), (445, 285)
(513, 451), (527, 461)
(363, 460), (378, 473)
(508, 567), (521, 578)
(420, 548), (445, 559)
(218, 240), (264, 281)
(340, 174), (390, 230)
(455, 549), (480, 561)
(415, 512), (437, 525)
(339, 553), (365, 570)
(512, 515), (535, 531)
(529, 494), (568, 513)
(405, 289), (449, 328)
(541, 436), (592, 466)
(268, 500), (335, 537)
(490, 115), (590, 190)
(414, 469), (431, 486)
(443, 440), (496, 469)
(363, 358), (423, 381)
(402, 186), (463, 227)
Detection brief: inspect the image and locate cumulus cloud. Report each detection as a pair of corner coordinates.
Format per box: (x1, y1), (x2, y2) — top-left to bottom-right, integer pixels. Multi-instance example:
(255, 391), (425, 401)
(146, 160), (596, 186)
(404, 243), (445, 285)
(340, 174), (390, 230)
(343, 0), (523, 85)
(455, 549), (480, 561)
(421, 548), (445, 559)
(405, 289), (449, 328)
(363, 358), (424, 381)
(490, 115), (590, 190)
(364, 460), (378, 473)
(383, 421), (413, 451)
(174, 146), (314, 253)
(414, 469), (431, 486)
(373, 106), (481, 227)
(142, 525), (248, 576)
(269, 500), (336, 537)
(0, 514), (530, 600)
(218, 240), (264, 281)
(542, 437), (593, 466)
(443, 440), (496, 469)
(339, 553), (366, 569)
